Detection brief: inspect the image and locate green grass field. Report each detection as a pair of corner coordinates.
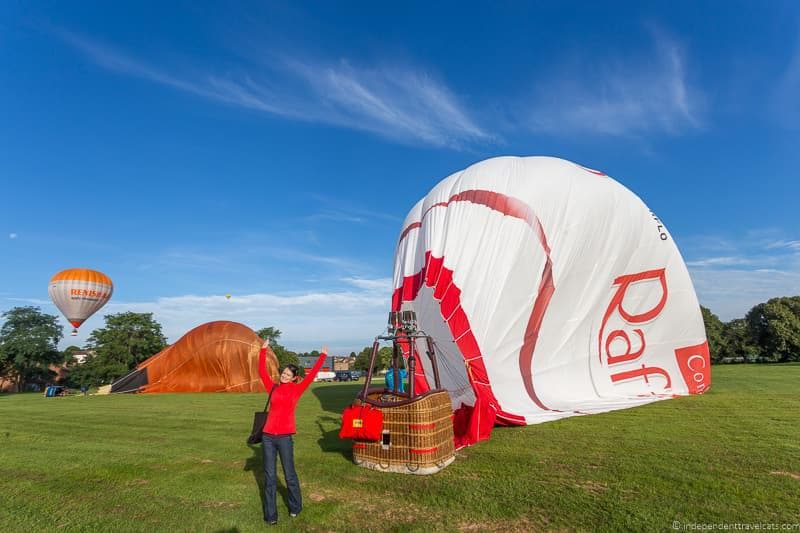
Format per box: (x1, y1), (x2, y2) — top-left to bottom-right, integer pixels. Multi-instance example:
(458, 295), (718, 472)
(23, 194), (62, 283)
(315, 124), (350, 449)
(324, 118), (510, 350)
(1, 364), (799, 532)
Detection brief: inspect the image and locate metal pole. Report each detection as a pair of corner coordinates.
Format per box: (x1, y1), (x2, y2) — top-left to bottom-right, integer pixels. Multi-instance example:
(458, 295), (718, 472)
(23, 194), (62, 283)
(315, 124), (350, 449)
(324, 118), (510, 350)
(425, 336), (442, 390)
(408, 336), (416, 398)
(391, 339), (399, 394)
(359, 340), (380, 401)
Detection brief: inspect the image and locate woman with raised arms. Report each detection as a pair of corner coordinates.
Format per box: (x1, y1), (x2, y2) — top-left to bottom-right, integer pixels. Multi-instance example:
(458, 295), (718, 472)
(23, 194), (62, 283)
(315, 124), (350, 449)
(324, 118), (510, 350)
(257, 339), (327, 525)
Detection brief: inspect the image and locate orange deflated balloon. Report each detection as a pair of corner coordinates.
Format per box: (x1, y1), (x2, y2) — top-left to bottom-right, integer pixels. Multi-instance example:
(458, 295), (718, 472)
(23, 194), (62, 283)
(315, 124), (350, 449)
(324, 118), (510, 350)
(48, 268), (113, 336)
(111, 321), (280, 393)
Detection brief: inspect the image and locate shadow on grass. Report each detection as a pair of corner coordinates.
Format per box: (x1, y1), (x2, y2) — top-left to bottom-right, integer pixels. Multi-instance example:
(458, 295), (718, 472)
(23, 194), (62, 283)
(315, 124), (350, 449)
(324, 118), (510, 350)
(243, 443), (291, 520)
(311, 384), (359, 461)
(315, 415), (353, 460)
(311, 383), (362, 414)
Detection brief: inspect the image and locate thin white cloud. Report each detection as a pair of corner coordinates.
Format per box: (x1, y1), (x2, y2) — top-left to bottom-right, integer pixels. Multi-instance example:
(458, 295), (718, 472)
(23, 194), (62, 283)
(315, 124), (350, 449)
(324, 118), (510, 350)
(137, 243), (366, 275)
(284, 58), (491, 148)
(348, 207), (404, 224)
(266, 248), (359, 269)
(308, 194), (405, 223)
(341, 277), (392, 292)
(766, 239), (800, 251)
(526, 30), (702, 136)
(304, 212), (365, 224)
(773, 32), (800, 129)
(4, 280), (392, 354)
(5, 297), (51, 306)
(57, 30), (490, 149)
(686, 256), (753, 267)
(110, 288), (388, 353)
(155, 250), (232, 269)
(685, 255), (784, 268)
(690, 268), (800, 321)
(683, 229), (800, 319)
(8, 233), (17, 239)
(58, 31), (231, 103)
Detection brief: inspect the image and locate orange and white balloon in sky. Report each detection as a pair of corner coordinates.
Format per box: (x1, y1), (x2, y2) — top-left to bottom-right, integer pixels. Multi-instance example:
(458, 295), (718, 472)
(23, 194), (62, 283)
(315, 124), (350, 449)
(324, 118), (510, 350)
(48, 268), (113, 336)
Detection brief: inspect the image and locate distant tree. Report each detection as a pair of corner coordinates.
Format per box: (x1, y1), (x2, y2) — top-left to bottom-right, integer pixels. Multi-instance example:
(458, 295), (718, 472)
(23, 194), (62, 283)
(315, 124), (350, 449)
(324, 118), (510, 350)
(700, 306), (726, 363)
(745, 296), (800, 363)
(0, 306), (63, 391)
(62, 345), (82, 365)
(271, 344), (300, 373)
(354, 345), (393, 372)
(354, 346), (372, 372)
(83, 312), (167, 384)
(0, 335), (11, 380)
(378, 347), (393, 370)
(66, 362), (92, 388)
(0, 359), (9, 385)
(256, 327), (282, 344)
(720, 318), (760, 361)
(256, 326), (302, 372)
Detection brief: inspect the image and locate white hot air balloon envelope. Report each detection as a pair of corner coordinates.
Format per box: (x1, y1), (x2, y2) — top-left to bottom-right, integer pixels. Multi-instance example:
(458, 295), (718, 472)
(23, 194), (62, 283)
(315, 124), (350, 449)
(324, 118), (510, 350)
(49, 269), (113, 336)
(392, 156), (710, 448)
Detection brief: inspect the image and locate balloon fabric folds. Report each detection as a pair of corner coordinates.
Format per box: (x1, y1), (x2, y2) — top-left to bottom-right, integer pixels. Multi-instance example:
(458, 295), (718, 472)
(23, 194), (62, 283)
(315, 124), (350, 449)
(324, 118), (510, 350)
(111, 321), (279, 393)
(48, 268), (113, 336)
(392, 156), (710, 448)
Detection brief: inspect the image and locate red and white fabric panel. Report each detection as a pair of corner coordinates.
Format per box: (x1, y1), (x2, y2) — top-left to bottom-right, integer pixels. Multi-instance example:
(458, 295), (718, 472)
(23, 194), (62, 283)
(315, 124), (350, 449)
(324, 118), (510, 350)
(392, 156), (709, 448)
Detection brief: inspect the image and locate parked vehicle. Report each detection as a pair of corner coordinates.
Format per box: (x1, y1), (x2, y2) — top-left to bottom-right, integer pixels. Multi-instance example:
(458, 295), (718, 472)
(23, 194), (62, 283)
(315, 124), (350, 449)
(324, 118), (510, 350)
(334, 370), (359, 382)
(315, 371), (336, 382)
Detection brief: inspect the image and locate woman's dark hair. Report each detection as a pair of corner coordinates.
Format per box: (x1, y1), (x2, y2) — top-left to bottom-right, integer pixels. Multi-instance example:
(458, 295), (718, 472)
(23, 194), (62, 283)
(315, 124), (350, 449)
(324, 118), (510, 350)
(284, 364), (299, 378)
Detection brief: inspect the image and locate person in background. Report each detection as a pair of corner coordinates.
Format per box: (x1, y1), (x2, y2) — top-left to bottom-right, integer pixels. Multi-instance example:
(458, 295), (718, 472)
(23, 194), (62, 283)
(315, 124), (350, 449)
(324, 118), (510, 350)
(385, 360), (408, 393)
(257, 339), (327, 526)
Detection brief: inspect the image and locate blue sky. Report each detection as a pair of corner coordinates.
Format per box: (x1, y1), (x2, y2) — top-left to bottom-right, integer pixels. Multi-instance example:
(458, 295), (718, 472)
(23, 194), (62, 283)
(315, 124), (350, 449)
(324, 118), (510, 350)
(1, 1), (798, 353)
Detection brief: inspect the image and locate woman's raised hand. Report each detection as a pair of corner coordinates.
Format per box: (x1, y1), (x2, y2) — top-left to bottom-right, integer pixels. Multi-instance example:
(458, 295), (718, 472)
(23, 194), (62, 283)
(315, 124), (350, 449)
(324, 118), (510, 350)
(262, 339), (270, 349)
(321, 345), (329, 354)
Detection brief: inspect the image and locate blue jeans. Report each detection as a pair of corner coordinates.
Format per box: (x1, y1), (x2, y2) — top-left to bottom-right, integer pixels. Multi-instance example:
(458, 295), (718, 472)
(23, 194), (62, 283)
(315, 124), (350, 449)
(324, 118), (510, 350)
(261, 434), (302, 522)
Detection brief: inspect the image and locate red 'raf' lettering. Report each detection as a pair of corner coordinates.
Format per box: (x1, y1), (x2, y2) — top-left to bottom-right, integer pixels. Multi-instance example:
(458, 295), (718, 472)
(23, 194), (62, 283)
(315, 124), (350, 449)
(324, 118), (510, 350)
(598, 268), (671, 390)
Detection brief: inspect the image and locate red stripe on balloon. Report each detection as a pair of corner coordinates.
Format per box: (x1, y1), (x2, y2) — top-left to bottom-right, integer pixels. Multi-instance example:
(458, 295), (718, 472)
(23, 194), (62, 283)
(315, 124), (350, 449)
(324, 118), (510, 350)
(391, 260), (523, 425)
(396, 189), (556, 413)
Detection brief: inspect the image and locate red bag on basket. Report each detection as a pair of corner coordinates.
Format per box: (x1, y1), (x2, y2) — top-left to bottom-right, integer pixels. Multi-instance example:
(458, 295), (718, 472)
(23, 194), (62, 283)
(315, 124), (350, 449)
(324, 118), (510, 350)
(339, 403), (383, 441)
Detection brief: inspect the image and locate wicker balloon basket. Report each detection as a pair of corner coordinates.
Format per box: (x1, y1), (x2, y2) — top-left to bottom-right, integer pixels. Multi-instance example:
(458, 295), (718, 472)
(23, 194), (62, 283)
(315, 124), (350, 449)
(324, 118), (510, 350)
(353, 389), (455, 475)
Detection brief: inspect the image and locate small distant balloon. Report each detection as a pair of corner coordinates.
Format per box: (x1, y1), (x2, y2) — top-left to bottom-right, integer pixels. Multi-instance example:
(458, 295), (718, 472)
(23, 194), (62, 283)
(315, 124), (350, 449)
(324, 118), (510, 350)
(225, 294), (231, 300)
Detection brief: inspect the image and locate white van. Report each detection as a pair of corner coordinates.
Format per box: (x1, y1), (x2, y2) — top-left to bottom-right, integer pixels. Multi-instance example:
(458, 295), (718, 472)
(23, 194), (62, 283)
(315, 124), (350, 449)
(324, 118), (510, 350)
(314, 371), (336, 382)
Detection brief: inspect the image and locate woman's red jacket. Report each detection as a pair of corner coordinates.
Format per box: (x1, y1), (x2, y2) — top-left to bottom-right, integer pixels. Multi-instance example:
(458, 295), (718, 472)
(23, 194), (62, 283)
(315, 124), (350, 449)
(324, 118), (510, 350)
(258, 348), (326, 435)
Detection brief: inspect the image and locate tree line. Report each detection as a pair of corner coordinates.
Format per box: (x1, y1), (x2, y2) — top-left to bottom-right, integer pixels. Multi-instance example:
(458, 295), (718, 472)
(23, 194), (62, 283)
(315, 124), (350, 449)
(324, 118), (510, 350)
(701, 296), (800, 363)
(1, 296), (798, 391)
